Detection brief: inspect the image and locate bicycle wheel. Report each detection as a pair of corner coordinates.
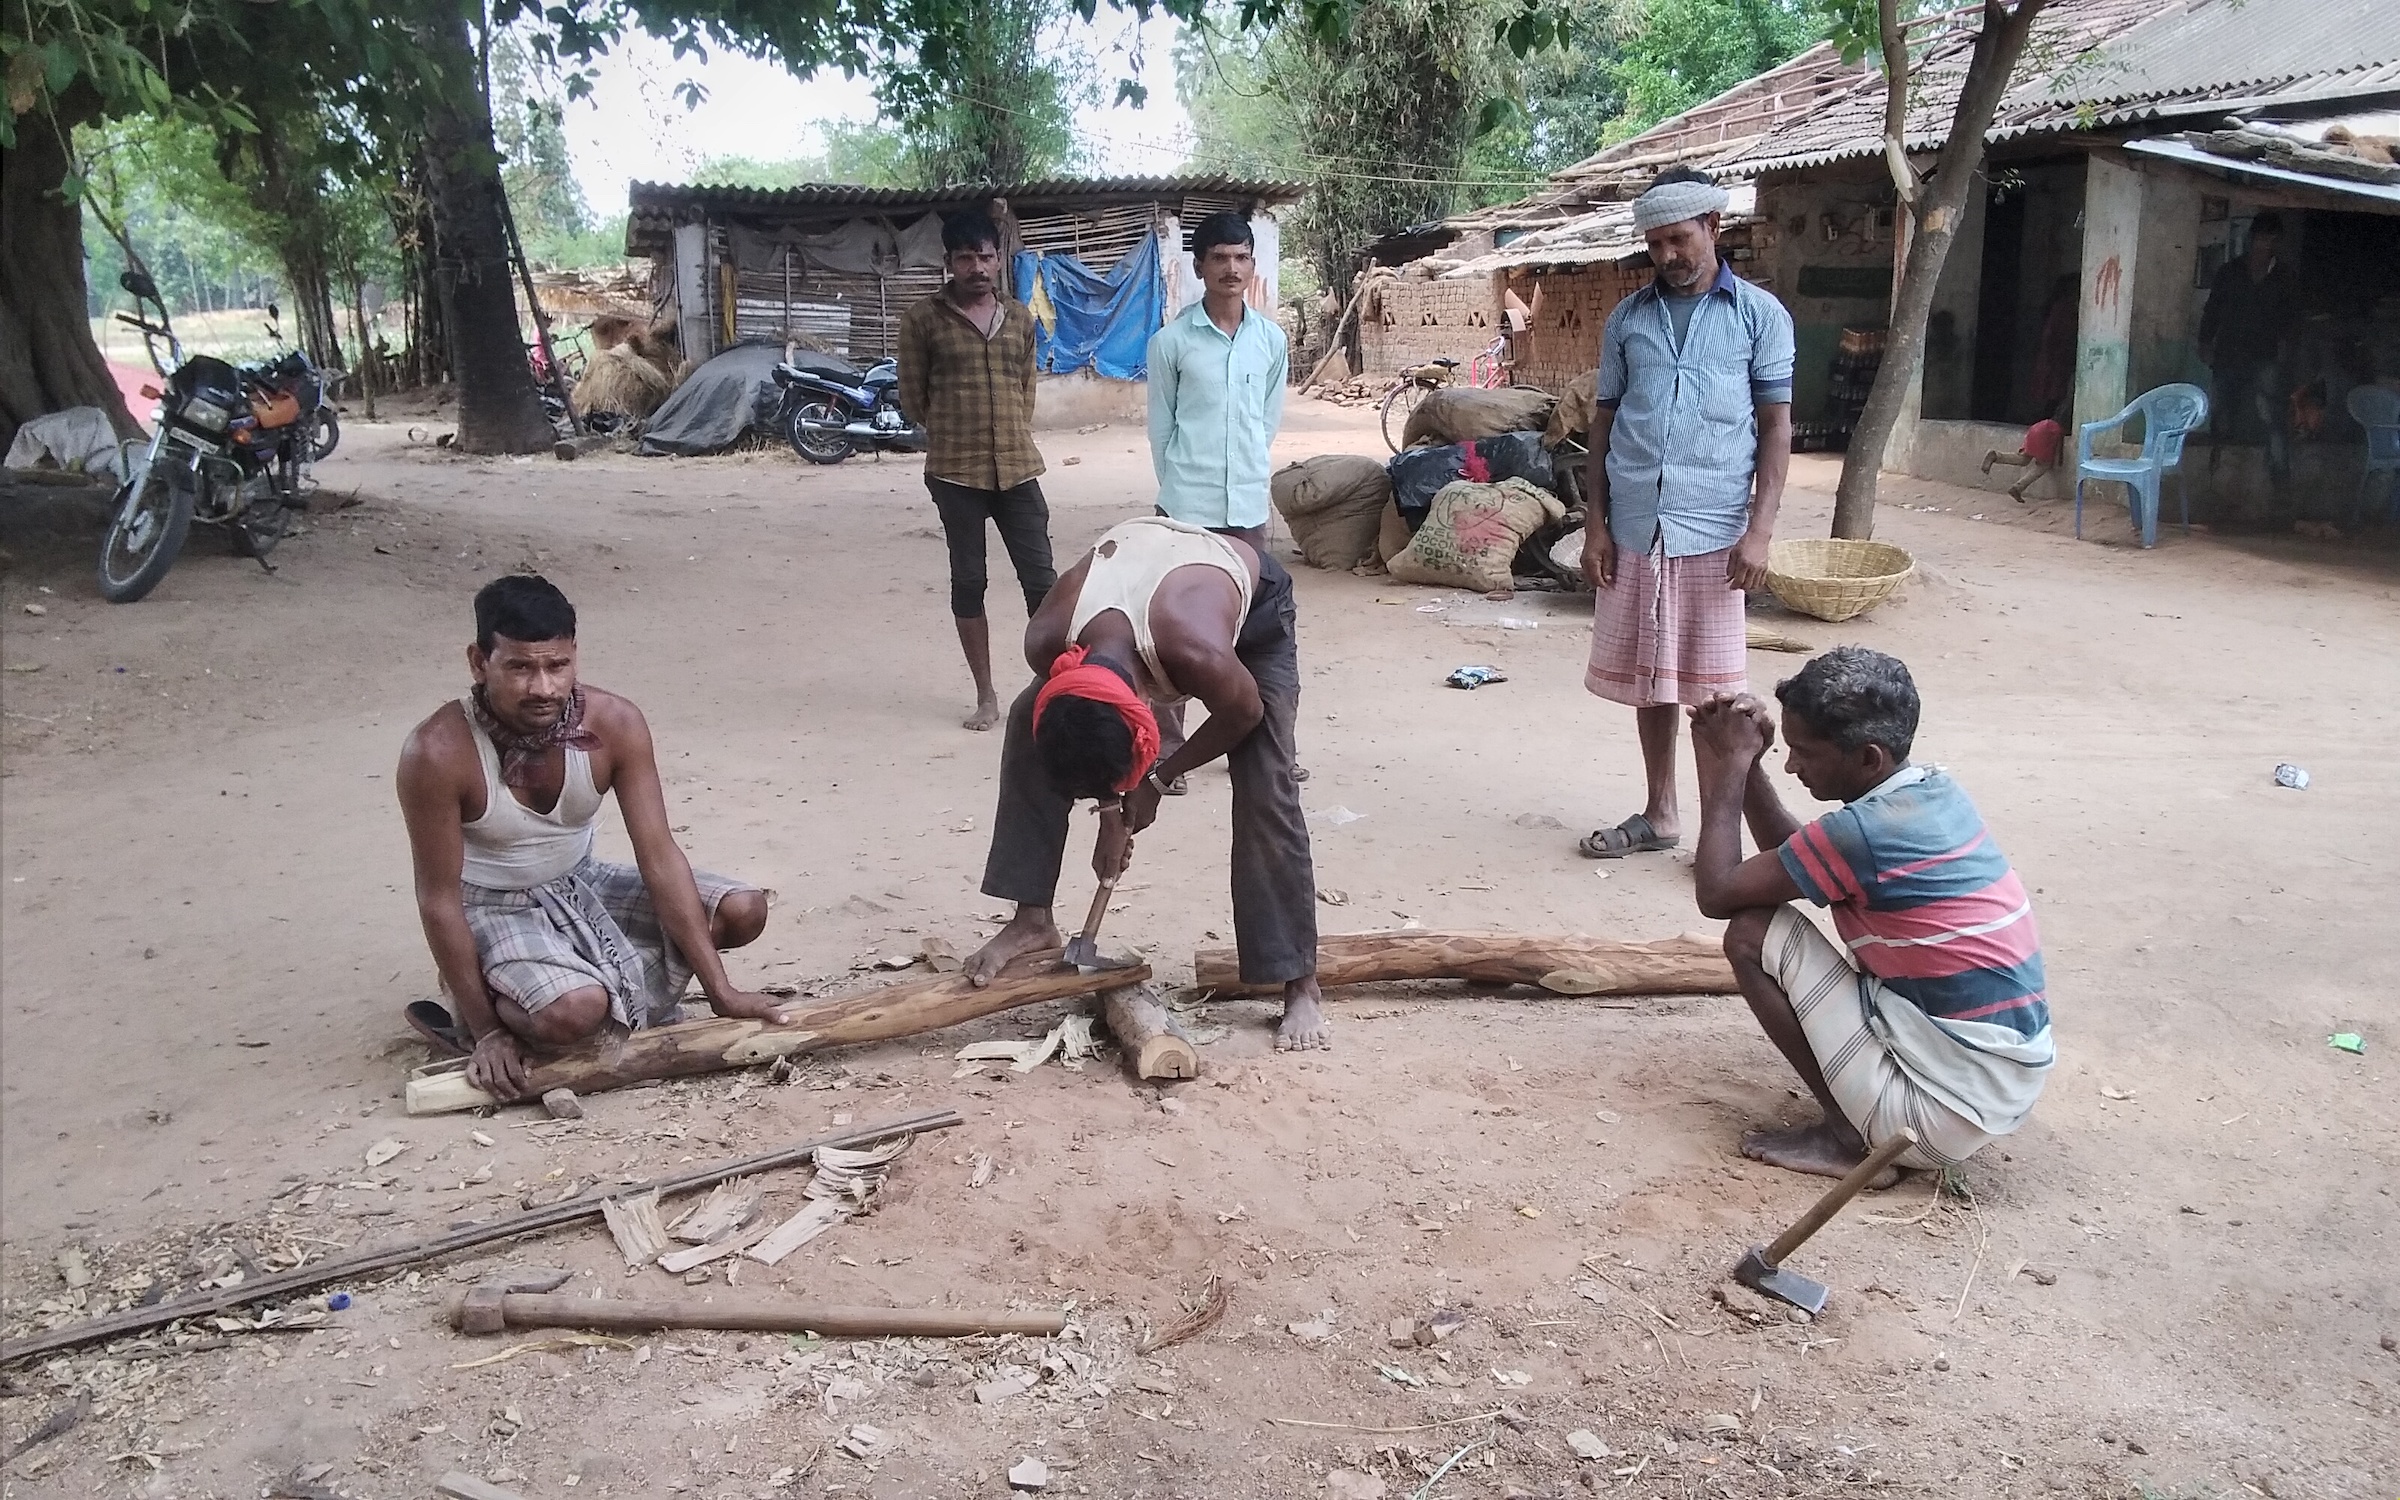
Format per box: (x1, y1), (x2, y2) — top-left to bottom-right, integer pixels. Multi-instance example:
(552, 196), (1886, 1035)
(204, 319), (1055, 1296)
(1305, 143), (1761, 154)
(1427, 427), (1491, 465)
(1380, 381), (1427, 453)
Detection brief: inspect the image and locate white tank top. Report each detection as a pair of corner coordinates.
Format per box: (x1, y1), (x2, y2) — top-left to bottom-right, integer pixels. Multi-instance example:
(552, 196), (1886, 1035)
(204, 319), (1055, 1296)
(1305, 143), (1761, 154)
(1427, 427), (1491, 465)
(1067, 517), (1254, 701)
(458, 694), (603, 890)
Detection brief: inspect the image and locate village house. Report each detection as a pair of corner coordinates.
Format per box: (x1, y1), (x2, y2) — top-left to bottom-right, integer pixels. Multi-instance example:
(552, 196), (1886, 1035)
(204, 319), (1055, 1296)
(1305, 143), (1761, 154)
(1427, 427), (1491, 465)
(1362, 0), (2399, 530)
(624, 176), (1305, 421)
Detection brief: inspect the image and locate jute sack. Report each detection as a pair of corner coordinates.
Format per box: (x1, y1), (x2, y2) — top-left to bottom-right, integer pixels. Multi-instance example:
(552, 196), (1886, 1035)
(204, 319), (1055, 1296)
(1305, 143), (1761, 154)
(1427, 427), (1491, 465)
(1270, 454), (1394, 571)
(1387, 477), (1566, 593)
(1400, 385), (1556, 448)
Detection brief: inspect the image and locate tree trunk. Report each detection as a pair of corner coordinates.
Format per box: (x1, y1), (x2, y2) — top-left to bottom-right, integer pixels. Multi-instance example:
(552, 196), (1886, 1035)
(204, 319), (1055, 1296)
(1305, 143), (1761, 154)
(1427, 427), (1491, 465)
(416, 14), (551, 453)
(0, 121), (141, 455)
(1831, 0), (2054, 539)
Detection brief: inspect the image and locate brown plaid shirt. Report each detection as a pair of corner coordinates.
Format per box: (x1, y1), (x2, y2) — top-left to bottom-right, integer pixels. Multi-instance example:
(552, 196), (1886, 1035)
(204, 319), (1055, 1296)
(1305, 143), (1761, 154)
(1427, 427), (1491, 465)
(896, 288), (1045, 491)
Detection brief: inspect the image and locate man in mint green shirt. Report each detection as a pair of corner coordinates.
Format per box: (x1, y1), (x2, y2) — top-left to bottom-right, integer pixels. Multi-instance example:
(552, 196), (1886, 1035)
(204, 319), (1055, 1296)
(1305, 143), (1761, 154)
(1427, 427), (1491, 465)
(1144, 211), (1292, 788)
(1147, 212), (1289, 550)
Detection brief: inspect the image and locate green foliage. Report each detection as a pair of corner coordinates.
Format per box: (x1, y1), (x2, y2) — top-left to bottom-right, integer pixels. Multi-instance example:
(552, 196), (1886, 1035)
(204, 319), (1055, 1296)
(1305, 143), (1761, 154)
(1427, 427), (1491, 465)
(869, 0), (1094, 186)
(1466, 0), (1633, 186)
(1602, 0), (1820, 143)
(690, 122), (909, 189)
(75, 115), (277, 316)
(492, 28), (590, 246)
(1179, 0), (1525, 289)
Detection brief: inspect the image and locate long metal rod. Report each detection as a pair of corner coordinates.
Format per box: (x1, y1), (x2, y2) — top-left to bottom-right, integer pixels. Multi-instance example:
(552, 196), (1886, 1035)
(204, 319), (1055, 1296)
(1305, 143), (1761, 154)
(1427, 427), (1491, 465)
(0, 1111), (963, 1364)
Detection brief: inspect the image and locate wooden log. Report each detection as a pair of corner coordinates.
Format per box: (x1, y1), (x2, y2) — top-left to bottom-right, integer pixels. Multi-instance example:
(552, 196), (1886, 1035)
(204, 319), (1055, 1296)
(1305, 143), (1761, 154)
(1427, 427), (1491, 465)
(1192, 932), (1734, 997)
(406, 951), (1150, 1115)
(0, 1113), (959, 1365)
(1102, 985), (1199, 1081)
(443, 1290), (1065, 1339)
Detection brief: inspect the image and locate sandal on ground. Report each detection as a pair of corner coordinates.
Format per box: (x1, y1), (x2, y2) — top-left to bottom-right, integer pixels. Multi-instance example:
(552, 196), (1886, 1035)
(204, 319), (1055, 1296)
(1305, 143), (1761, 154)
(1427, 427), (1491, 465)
(406, 999), (472, 1057)
(1161, 774), (1189, 795)
(1577, 814), (1679, 860)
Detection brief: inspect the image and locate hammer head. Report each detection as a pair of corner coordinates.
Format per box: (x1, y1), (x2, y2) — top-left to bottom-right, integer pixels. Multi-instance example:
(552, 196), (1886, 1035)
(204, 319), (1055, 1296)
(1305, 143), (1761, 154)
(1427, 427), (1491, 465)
(1733, 1245), (1828, 1317)
(447, 1267), (574, 1335)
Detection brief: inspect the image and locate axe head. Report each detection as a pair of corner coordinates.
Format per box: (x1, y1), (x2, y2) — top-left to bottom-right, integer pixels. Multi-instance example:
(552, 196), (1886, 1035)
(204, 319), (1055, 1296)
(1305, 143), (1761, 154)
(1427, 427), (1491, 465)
(1059, 936), (1138, 974)
(1733, 1245), (1828, 1316)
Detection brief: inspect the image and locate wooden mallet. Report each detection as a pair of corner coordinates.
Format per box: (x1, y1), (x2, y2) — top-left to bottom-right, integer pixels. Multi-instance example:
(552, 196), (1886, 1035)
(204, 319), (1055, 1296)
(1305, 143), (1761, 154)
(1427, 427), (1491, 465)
(1731, 1128), (1917, 1316)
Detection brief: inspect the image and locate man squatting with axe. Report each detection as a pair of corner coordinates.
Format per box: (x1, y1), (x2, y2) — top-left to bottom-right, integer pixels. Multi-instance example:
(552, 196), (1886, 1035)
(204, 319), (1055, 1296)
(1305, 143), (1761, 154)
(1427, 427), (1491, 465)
(1684, 647), (2054, 1182)
(961, 517), (1330, 1050)
(396, 575), (785, 1098)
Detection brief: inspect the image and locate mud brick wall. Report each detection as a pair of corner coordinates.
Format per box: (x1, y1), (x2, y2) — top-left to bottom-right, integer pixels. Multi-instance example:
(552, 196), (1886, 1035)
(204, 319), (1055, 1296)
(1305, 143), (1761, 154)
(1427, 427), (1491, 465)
(1358, 274), (1503, 376)
(1509, 263), (1651, 396)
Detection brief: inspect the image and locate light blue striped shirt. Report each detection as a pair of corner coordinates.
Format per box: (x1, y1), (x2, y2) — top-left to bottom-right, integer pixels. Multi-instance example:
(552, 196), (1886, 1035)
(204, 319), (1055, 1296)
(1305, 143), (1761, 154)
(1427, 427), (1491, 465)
(1147, 300), (1289, 530)
(1595, 264), (1795, 558)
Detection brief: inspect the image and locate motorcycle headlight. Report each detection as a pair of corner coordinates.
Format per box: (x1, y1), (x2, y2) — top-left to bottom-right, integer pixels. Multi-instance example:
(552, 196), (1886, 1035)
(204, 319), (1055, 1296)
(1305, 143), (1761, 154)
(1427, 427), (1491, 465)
(183, 397), (232, 433)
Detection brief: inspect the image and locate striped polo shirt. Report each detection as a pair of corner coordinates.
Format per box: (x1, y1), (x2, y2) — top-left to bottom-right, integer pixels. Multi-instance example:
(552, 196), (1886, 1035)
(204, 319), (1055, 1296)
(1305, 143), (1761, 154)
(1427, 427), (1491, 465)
(1777, 766), (2048, 1039)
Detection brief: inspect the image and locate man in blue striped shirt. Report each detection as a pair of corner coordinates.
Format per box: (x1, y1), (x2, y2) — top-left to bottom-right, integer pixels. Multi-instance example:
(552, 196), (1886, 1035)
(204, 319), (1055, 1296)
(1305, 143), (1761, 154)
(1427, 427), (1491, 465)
(1578, 168), (1794, 862)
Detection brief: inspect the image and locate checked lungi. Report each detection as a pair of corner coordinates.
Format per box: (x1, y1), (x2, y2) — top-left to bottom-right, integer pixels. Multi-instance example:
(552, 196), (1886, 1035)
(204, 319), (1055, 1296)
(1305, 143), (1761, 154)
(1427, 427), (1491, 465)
(464, 855), (752, 1029)
(1584, 539), (1748, 708)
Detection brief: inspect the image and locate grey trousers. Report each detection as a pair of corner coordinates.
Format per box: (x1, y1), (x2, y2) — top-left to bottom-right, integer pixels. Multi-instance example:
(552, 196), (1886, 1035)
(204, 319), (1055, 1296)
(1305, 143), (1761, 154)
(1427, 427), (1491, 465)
(980, 553), (1318, 986)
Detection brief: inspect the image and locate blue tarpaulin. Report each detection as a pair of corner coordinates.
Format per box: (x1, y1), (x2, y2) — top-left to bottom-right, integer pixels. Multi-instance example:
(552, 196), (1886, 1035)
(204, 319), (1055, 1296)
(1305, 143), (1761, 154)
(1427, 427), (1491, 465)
(1013, 233), (1162, 381)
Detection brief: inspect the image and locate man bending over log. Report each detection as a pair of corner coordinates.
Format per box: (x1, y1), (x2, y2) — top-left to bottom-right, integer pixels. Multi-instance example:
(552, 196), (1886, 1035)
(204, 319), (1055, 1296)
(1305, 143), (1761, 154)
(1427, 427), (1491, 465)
(1686, 648), (2053, 1182)
(397, 575), (782, 1098)
(963, 516), (1328, 1049)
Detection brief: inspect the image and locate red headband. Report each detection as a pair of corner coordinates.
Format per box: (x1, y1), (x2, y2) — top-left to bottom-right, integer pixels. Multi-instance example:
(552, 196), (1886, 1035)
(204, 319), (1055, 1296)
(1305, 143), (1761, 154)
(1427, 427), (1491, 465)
(1032, 646), (1160, 795)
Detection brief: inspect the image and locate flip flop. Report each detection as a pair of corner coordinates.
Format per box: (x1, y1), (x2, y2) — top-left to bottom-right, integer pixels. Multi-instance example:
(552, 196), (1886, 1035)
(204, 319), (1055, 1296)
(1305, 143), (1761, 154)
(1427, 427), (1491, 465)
(1577, 814), (1680, 859)
(405, 999), (472, 1057)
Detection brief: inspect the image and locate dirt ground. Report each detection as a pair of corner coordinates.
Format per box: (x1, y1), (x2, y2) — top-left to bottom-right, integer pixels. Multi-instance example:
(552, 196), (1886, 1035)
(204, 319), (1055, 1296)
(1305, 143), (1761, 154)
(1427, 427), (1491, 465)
(2, 395), (2395, 1500)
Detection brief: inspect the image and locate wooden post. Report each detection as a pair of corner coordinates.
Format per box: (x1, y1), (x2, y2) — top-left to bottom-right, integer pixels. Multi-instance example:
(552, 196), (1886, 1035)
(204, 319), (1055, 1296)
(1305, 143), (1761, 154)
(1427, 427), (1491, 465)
(1192, 932), (1733, 996)
(1304, 273), (1371, 389)
(406, 952), (1150, 1115)
(1102, 984), (1199, 1081)
(444, 1290), (1065, 1339)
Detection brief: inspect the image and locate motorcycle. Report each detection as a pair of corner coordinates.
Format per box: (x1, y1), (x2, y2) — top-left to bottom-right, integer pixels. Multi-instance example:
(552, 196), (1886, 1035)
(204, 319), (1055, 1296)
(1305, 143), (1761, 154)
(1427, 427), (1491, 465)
(98, 270), (313, 603)
(771, 355), (926, 464)
(259, 303), (343, 461)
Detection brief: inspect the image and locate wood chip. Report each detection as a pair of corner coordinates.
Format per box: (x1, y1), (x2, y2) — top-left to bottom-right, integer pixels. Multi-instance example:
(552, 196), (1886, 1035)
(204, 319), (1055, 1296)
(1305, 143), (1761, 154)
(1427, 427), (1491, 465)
(434, 1475), (529, 1500)
(743, 1200), (847, 1267)
(541, 1088), (584, 1119)
(968, 1152), (995, 1188)
(657, 1219), (776, 1274)
(600, 1190), (669, 1268)
(362, 1138), (408, 1168)
(667, 1181), (761, 1244)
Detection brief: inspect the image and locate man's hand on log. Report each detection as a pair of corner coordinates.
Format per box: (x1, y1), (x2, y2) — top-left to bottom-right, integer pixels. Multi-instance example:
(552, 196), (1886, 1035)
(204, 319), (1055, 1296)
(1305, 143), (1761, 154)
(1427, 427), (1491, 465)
(708, 989), (791, 1023)
(468, 1029), (530, 1099)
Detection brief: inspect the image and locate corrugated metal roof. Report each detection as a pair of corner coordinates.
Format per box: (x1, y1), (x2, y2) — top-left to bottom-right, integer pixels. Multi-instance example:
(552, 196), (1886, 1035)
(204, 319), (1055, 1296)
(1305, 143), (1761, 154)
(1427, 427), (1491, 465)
(1714, 0), (2400, 178)
(2042, 0), (2400, 105)
(1439, 186), (1760, 276)
(2124, 135), (2400, 208)
(624, 176), (1308, 258)
(627, 176), (1307, 215)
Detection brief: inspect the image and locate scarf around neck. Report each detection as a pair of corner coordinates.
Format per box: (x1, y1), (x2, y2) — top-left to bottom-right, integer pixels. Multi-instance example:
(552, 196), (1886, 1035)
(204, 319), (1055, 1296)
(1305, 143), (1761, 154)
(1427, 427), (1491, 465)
(471, 684), (603, 791)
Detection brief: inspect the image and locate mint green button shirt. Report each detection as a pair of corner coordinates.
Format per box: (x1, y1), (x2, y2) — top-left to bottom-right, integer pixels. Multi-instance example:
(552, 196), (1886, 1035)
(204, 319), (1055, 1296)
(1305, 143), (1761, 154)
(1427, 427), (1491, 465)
(1146, 300), (1289, 530)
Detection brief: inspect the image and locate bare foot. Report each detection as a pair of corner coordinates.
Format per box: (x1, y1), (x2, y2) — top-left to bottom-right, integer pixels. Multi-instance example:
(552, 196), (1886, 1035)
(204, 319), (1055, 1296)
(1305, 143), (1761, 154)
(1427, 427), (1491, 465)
(965, 906), (1061, 986)
(963, 695), (1001, 732)
(1740, 1120), (1901, 1187)
(1274, 979), (1332, 1051)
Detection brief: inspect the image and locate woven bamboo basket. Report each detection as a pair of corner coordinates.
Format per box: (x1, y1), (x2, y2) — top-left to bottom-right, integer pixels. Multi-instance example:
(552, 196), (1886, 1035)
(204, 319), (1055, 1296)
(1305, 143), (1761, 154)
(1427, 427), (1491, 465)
(1764, 538), (1914, 623)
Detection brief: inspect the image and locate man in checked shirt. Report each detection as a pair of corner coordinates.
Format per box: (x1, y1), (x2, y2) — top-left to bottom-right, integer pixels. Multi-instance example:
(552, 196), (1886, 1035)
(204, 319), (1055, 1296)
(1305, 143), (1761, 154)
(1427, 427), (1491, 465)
(897, 209), (1057, 732)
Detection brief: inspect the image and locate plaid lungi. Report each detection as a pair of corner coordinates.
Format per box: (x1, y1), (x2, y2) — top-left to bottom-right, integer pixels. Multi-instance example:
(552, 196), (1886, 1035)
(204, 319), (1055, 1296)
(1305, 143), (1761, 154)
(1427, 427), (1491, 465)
(1584, 540), (1748, 708)
(464, 856), (752, 1029)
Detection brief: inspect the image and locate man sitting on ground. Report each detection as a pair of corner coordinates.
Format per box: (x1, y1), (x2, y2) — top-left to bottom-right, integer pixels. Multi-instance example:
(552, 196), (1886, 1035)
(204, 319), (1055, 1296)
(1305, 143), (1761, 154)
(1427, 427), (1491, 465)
(397, 575), (782, 1098)
(962, 515), (1328, 1049)
(1685, 648), (2053, 1180)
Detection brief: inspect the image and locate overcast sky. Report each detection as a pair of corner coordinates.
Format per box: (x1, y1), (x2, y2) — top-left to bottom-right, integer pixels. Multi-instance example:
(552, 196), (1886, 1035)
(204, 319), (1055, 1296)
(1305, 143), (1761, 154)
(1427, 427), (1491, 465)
(560, 16), (1194, 215)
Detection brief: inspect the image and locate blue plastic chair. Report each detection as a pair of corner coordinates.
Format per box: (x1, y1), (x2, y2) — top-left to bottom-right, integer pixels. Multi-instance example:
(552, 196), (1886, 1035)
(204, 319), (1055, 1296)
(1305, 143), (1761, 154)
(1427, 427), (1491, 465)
(2348, 384), (2400, 528)
(2075, 383), (2209, 548)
